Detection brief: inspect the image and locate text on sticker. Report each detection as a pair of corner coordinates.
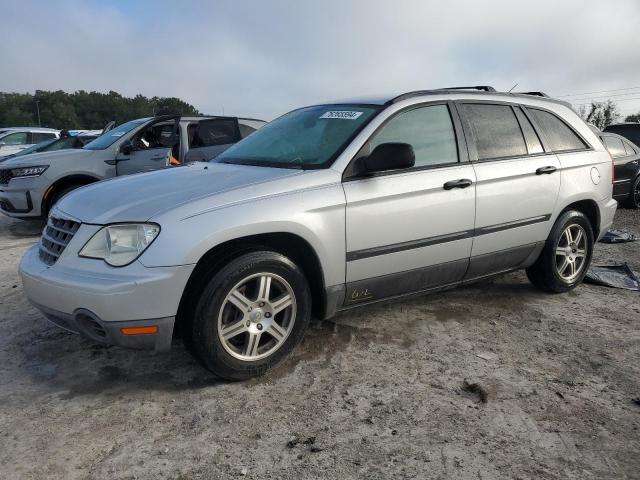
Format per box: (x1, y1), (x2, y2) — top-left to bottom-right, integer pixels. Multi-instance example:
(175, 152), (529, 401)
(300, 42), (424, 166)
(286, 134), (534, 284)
(320, 111), (363, 120)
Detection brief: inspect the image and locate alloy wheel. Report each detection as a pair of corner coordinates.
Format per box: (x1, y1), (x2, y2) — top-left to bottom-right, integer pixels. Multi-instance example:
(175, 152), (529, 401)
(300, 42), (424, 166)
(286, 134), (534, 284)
(217, 272), (296, 361)
(554, 224), (588, 283)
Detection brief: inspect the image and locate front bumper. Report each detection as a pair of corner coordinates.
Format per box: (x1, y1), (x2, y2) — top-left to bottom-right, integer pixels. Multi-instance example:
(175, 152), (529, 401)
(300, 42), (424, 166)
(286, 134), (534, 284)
(20, 245), (195, 351)
(0, 186), (38, 217)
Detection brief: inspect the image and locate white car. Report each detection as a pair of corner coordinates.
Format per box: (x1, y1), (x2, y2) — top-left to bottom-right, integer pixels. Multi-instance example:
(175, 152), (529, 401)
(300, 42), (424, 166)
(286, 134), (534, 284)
(0, 128), (59, 156)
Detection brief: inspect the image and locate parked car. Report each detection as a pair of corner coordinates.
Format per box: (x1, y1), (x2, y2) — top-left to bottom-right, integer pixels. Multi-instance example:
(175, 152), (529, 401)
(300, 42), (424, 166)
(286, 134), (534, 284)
(0, 128), (59, 157)
(603, 122), (640, 146)
(0, 115), (264, 219)
(0, 133), (101, 163)
(19, 87), (616, 380)
(599, 132), (640, 208)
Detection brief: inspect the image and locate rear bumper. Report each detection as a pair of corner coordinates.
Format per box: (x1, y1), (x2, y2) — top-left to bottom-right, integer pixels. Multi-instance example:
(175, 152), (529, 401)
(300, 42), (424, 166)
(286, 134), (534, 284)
(598, 197), (618, 240)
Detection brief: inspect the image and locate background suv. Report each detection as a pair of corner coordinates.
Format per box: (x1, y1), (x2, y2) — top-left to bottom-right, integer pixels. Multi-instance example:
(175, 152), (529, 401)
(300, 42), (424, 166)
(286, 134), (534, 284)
(599, 132), (640, 208)
(0, 128), (59, 156)
(20, 86), (616, 380)
(0, 115), (265, 219)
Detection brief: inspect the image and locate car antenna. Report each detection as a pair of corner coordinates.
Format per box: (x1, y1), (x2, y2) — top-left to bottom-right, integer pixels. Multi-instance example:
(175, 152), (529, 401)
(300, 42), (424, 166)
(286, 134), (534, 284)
(507, 83), (519, 93)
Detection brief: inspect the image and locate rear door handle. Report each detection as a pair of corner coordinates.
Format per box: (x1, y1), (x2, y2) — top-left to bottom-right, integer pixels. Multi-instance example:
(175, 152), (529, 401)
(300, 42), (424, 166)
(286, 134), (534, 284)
(443, 178), (473, 190)
(536, 166), (557, 175)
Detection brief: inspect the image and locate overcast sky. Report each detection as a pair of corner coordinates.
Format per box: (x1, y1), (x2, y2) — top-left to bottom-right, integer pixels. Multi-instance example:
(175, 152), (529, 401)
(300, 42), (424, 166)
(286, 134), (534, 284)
(2, 0), (640, 121)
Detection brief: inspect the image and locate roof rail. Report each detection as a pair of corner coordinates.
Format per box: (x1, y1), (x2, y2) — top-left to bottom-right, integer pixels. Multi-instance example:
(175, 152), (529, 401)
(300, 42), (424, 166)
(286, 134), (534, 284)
(389, 86), (496, 104)
(515, 91), (550, 98)
(440, 86), (496, 92)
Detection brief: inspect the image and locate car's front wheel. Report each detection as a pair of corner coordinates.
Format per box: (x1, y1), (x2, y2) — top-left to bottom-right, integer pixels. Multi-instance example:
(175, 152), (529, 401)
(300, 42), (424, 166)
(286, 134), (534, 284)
(191, 251), (311, 380)
(526, 210), (594, 293)
(623, 175), (640, 209)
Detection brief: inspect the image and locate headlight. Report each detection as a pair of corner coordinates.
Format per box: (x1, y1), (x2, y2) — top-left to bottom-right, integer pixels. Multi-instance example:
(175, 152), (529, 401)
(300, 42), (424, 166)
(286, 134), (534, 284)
(79, 223), (160, 267)
(11, 165), (49, 177)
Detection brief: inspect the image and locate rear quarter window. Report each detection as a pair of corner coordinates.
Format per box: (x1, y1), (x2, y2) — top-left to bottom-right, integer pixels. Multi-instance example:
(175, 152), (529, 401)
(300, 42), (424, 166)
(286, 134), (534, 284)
(527, 108), (588, 152)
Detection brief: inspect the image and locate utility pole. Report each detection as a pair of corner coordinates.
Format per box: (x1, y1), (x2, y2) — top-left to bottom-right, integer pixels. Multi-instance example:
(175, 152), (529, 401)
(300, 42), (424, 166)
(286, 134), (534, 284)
(35, 100), (41, 127)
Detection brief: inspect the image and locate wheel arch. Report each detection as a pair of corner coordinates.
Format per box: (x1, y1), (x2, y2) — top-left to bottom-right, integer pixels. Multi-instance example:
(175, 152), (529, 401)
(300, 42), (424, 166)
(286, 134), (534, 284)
(42, 174), (101, 214)
(559, 199), (601, 238)
(175, 232), (328, 338)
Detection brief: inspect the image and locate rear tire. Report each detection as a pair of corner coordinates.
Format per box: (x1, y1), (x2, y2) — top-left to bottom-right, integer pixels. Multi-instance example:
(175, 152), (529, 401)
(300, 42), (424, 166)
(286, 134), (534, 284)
(191, 251), (311, 380)
(622, 175), (640, 209)
(526, 210), (594, 293)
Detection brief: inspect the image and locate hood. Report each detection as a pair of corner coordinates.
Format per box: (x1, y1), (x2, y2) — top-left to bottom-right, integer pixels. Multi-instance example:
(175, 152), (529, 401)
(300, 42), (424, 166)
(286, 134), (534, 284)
(55, 162), (304, 224)
(0, 148), (93, 167)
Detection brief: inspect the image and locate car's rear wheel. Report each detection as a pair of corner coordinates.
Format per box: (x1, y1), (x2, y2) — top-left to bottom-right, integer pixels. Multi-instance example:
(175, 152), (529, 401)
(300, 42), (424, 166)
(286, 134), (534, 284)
(526, 210), (594, 293)
(623, 175), (640, 209)
(191, 251), (311, 380)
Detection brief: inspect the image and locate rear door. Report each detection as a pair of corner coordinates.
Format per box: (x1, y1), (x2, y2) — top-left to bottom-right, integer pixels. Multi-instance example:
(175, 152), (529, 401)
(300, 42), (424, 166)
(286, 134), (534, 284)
(457, 102), (561, 280)
(343, 102), (476, 305)
(184, 118), (241, 162)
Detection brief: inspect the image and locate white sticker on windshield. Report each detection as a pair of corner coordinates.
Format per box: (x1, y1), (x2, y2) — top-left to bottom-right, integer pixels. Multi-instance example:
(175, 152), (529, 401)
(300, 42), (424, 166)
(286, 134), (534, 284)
(320, 110), (363, 120)
(111, 132), (125, 137)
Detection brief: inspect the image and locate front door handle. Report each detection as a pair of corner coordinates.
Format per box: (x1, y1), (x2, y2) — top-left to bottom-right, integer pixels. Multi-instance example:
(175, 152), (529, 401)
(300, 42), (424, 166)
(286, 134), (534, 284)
(443, 178), (473, 190)
(536, 166), (557, 175)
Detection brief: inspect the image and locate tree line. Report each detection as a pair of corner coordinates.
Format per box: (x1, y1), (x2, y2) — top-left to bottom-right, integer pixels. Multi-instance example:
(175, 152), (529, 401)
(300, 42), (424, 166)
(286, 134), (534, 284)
(578, 100), (639, 130)
(0, 90), (200, 130)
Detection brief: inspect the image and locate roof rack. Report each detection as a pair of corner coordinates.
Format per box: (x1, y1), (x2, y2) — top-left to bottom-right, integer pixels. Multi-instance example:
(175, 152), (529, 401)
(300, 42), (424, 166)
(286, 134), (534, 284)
(389, 86), (496, 104)
(515, 91), (550, 98)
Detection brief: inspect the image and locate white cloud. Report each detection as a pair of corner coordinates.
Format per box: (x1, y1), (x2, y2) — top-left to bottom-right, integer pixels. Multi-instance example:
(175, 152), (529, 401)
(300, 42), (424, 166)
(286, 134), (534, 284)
(2, 0), (640, 120)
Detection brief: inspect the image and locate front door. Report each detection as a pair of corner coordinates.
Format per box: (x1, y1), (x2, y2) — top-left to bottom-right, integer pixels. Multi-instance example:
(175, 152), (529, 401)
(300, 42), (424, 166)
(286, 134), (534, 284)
(456, 102), (561, 279)
(116, 120), (179, 175)
(343, 103), (476, 306)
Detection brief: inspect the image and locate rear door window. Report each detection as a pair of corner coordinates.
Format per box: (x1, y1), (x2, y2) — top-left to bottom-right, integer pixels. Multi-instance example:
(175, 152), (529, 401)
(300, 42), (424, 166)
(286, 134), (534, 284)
(603, 136), (626, 158)
(190, 119), (240, 148)
(527, 108), (588, 152)
(32, 132), (57, 142)
(0, 132), (28, 145)
(460, 104), (527, 160)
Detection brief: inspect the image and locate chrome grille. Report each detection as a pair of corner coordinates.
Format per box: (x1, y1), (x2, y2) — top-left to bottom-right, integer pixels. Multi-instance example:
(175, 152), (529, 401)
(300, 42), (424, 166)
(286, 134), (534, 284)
(39, 216), (81, 266)
(0, 169), (11, 186)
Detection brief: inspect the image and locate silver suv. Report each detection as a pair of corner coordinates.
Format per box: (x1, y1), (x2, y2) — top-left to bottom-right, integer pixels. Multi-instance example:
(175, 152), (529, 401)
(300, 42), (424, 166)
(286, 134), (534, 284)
(19, 86), (617, 380)
(0, 115), (265, 219)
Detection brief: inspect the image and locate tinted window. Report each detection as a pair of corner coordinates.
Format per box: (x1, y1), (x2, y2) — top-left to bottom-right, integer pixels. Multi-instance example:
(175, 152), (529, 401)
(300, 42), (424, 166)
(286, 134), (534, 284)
(0, 132), (28, 145)
(514, 108), (543, 154)
(32, 132), (56, 142)
(191, 119), (239, 148)
(603, 136), (626, 158)
(604, 125), (640, 145)
(623, 140), (637, 156)
(369, 104), (458, 167)
(528, 108), (588, 152)
(461, 104), (527, 160)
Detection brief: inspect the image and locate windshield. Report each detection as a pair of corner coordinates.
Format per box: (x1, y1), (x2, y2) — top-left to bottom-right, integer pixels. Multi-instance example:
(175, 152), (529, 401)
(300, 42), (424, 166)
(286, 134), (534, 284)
(83, 119), (147, 150)
(216, 105), (379, 169)
(13, 139), (56, 157)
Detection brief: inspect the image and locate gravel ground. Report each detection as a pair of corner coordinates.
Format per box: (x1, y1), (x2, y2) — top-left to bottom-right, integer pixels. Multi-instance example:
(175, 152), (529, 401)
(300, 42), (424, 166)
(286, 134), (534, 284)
(0, 209), (639, 479)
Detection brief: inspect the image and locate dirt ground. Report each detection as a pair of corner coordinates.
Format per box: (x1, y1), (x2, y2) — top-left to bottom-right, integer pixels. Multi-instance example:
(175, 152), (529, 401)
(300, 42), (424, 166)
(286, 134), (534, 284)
(0, 210), (639, 480)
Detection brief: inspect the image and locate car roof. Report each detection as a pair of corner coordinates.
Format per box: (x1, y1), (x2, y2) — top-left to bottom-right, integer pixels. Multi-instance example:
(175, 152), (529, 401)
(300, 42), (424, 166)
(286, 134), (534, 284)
(0, 127), (59, 132)
(327, 86), (572, 109)
(605, 123), (640, 128)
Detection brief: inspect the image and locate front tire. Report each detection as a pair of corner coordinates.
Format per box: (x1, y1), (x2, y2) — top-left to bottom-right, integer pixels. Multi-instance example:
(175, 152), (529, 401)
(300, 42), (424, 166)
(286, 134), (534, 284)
(526, 210), (594, 293)
(191, 251), (311, 380)
(622, 175), (640, 209)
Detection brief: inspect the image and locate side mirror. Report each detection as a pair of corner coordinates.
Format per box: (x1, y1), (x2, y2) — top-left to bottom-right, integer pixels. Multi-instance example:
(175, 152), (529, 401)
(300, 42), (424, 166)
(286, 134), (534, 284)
(362, 142), (415, 173)
(120, 140), (133, 156)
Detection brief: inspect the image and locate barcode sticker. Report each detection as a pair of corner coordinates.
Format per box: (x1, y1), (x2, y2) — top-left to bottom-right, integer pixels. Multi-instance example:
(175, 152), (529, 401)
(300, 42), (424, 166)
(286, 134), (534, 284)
(320, 111), (363, 120)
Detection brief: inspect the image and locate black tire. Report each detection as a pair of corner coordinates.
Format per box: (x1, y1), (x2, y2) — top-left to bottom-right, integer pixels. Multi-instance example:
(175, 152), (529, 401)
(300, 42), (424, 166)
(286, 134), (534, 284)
(622, 175), (640, 209)
(191, 251), (312, 380)
(526, 210), (594, 293)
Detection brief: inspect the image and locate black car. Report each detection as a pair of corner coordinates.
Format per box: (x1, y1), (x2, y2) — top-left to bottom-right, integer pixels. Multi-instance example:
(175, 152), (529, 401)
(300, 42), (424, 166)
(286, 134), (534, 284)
(599, 132), (640, 208)
(604, 122), (640, 146)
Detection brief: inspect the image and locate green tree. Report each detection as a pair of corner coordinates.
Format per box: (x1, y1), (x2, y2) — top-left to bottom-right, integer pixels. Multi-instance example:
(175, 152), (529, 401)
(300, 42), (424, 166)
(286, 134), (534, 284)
(0, 90), (200, 129)
(578, 100), (620, 130)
